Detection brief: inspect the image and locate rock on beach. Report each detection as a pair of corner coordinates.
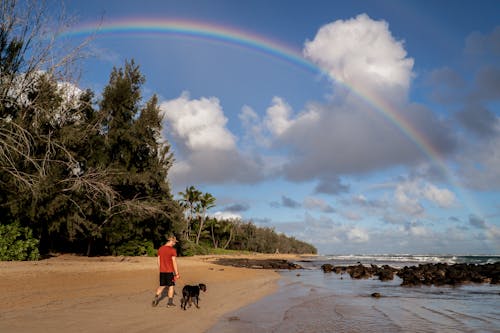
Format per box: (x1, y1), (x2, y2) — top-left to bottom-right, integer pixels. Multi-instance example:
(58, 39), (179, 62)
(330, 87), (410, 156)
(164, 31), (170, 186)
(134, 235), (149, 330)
(321, 262), (500, 286)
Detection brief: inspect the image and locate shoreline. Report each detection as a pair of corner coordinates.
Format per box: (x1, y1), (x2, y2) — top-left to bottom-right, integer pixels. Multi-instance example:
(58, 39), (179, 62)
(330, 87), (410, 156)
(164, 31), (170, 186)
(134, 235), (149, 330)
(209, 263), (500, 333)
(0, 253), (303, 333)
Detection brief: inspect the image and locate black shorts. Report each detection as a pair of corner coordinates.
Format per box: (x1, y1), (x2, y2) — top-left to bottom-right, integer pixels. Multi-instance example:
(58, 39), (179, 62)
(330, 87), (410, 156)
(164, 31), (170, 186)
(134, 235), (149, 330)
(159, 272), (175, 287)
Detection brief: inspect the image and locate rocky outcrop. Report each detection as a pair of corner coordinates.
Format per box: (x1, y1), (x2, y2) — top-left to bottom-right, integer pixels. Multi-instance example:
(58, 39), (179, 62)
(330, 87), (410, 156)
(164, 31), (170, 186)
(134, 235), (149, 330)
(214, 258), (302, 270)
(321, 262), (500, 286)
(397, 262), (499, 286)
(322, 263), (397, 281)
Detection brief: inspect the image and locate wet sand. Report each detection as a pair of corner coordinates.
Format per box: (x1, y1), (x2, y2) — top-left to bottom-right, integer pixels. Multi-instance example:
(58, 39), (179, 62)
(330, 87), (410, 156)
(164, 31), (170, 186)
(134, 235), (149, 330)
(209, 267), (500, 333)
(0, 254), (300, 333)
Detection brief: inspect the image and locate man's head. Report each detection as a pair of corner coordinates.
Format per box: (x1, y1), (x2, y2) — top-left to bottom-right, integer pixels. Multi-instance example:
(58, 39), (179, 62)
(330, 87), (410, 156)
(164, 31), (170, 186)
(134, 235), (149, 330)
(166, 234), (177, 245)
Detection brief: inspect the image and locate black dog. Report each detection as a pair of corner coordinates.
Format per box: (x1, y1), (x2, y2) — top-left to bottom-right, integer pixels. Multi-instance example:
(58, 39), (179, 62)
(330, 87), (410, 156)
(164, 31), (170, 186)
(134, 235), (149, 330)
(181, 283), (207, 310)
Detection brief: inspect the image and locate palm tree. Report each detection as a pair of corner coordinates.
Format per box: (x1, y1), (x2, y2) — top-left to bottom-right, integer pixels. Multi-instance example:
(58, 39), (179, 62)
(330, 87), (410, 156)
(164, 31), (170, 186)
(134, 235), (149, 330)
(206, 217), (220, 248)
(178, 186), (201, 240)
(195, 192), (216, 245)
(221, 218), (239, 249)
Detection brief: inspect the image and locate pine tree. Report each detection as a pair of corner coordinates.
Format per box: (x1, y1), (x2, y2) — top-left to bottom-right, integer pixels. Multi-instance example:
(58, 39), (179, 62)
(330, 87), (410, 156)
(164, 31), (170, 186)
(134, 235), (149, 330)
(94, 60), (182, 255)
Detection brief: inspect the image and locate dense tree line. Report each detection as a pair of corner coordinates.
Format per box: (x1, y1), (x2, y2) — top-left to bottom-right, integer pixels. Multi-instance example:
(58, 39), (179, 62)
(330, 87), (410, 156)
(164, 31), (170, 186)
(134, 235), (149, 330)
(178, 186), (317, 255)
(0, 0), (316, 259)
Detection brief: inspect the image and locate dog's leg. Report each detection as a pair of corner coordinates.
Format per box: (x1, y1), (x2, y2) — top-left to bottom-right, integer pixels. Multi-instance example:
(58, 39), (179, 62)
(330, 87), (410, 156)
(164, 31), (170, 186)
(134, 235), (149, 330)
(195, 295), (200, 308)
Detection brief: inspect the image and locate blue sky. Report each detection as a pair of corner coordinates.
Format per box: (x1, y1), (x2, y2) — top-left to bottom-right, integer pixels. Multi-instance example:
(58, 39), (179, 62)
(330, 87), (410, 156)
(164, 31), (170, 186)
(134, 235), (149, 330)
(58, 0), (499, 255)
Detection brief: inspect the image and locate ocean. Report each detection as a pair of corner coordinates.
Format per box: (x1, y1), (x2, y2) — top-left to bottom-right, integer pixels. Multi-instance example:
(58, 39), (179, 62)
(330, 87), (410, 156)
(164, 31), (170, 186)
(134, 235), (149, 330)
(208, 255), (500, 333)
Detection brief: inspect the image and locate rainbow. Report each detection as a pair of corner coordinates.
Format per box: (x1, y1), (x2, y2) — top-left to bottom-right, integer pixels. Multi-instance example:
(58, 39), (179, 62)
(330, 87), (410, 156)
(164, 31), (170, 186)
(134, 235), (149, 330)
(60, 18), (320, 74)
(62, 18), (478, 215)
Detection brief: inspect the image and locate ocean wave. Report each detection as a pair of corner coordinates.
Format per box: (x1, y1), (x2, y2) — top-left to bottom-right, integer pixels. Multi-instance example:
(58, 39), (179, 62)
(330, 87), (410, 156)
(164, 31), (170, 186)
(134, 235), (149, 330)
(318, 254), (500, 266)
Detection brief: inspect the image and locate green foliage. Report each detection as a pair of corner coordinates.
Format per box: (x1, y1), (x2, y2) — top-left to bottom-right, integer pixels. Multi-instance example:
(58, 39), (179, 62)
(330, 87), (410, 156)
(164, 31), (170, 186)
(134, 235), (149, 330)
(1, 56), (183, 257)
(227, 221), (317, 254)
(205, 248), (253, 256)
(0, 222), (40, 261)
(179, 240), (210, 257)
(111, 239), (156, 257)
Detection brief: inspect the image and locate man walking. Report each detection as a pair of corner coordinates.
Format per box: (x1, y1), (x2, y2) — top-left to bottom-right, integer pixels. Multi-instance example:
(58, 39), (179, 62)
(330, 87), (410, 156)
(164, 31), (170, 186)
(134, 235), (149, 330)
(152, 235), (180, 307)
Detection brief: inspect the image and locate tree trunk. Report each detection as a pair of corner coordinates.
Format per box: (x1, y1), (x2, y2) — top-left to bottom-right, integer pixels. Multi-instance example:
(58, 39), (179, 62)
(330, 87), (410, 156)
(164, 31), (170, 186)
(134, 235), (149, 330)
(223, 228), (233, 249)
(86, 238), (93, 257)
(210, 223), (218, 248)
(195, 213), (205, 245)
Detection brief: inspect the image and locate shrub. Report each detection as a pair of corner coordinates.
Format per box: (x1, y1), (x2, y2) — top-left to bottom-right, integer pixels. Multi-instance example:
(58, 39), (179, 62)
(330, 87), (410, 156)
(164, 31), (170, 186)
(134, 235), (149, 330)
(0, 223), (40, 261)
(180, 240), (209, 256)
(111, 239), (156, 257)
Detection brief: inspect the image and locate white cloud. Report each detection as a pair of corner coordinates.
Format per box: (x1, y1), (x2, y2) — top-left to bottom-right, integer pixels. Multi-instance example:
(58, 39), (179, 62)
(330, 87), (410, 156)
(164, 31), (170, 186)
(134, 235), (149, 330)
(160, 92), (236, 151)
(160, 92), (267, 187)
(159, 15), (457, 193)
(264, 97), (293, 136)
(422, 183), (456, 208)
(212, 211), (242, 221)
(304, 13), (414, 100)
(276, 100), (454, 183)
(394, 179), (456, 215)
(259, 14), (455, 183)
(273, 212), (496, 254)
(239, 105), (269, 147)
(395, 182), (424, 216)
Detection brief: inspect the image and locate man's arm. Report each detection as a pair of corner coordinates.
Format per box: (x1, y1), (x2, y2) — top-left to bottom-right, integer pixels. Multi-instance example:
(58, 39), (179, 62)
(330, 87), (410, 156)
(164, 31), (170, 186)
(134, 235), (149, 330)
(172, 256), (179, 278)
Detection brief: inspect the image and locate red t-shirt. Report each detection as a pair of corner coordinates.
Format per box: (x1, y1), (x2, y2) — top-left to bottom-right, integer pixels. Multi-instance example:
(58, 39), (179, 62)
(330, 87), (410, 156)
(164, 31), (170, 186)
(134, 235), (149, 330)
(158, 245), (177, 273)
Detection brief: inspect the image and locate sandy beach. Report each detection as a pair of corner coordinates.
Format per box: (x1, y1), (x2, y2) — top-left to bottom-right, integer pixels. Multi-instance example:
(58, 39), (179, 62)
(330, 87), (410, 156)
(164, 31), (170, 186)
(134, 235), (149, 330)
(0, 254), (299, 333)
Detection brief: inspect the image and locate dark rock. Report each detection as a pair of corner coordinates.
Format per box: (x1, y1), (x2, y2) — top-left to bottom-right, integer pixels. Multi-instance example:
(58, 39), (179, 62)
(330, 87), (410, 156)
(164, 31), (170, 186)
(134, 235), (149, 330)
(321, 263), (335, 272)
(214, 258), (302, 270)
(346, 264), (374, 279)
(371, 292), (381, 298)
(320, 261), (499, 287)
(374, 265), (397, 282)
(397, 262), (500, 287)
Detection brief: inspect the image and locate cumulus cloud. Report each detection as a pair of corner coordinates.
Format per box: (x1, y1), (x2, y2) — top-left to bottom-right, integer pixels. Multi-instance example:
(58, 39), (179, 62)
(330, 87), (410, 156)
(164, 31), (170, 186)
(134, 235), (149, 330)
(304, 13), (414, 101)
(272, 213), (496, 254)
(239, 105), (270, 147)
(275, 100), (454, 183)
(251, 14), (457, 184)
(162, 14), (459, 193)
(160, 92), (267, 186)
(395, 182), (425, 216)
(160, 92), (236, 151)
(212, 211), (242, 221)
(394, 179), (456, 215)
(264, 97), (294, 136)
(422, 183), (456, 208)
